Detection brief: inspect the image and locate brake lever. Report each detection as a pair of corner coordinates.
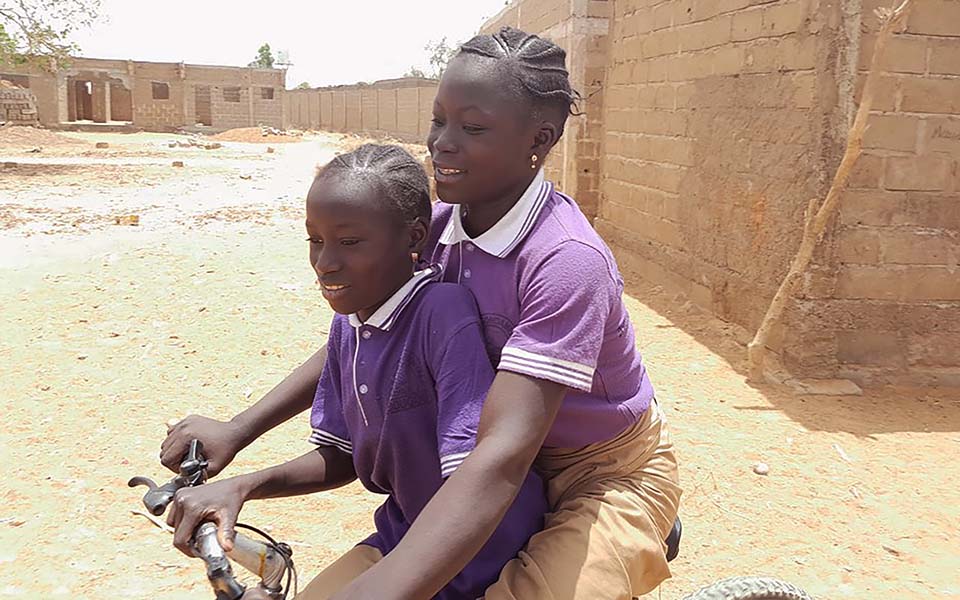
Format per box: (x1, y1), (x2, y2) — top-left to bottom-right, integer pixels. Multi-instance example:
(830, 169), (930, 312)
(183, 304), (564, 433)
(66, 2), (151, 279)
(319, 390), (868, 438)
(128, 439), (209, 515)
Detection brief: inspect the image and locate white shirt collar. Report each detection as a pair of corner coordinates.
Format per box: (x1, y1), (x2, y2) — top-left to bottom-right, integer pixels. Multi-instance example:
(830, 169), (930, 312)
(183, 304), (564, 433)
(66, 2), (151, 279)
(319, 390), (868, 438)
(347, 264), (441, 331)
(437, 169), (552, 258)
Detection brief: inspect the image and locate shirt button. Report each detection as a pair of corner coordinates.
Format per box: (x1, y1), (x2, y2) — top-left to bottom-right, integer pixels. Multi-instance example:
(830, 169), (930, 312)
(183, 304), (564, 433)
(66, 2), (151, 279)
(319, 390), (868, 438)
(463, 269), (472, 279)
(466, 243), (475, 252)
(361, 329), (372, 340)
(359, 384), (368, 394)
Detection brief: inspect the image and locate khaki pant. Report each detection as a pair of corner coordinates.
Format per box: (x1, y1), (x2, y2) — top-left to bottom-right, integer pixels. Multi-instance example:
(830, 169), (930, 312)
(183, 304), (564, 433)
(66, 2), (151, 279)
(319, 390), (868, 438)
(484, 400), (681, 600)
(297, 402), (681, 600)
(296, 543), (383, 599)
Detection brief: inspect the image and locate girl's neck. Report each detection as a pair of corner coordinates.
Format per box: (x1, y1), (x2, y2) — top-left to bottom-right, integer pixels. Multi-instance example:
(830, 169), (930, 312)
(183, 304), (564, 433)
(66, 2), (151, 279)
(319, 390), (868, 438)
(355, 266), (416, 322)
(461, 173), (538, 238)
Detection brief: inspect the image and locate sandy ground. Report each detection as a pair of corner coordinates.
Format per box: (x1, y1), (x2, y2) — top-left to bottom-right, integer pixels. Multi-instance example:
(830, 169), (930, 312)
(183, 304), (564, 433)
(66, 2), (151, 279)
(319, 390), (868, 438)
(1, 130), (957, 599)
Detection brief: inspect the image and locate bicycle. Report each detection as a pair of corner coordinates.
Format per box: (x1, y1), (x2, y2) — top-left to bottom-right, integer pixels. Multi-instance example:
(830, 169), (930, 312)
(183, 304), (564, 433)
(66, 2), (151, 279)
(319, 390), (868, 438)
(131, 441), (811, 600)
(129, 440), (297, 600)
(661, 519), (812, 600)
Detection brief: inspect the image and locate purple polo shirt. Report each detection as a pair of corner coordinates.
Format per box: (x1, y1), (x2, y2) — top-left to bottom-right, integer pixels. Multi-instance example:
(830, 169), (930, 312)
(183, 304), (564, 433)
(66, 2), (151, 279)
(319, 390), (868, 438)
(310, 266), (547, 600)
(426, 169), (656, 448)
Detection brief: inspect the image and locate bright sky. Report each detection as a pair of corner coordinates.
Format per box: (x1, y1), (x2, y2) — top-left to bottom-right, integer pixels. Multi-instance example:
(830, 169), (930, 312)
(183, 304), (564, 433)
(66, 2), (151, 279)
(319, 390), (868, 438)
(71, 0), (510, 88)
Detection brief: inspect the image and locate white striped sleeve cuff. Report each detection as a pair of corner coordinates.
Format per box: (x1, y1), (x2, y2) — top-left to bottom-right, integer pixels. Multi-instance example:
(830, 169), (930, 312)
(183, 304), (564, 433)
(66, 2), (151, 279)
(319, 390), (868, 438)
(309, 429), (352, 454)
(439, 451), (471, 478)
(498, 347), (595, 392)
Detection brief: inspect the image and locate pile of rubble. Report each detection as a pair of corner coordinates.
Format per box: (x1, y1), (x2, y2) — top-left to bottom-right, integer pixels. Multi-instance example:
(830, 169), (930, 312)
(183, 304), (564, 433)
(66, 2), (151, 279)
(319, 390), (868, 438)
(210, 126), (304, 144)
(167, 135), (223, 150)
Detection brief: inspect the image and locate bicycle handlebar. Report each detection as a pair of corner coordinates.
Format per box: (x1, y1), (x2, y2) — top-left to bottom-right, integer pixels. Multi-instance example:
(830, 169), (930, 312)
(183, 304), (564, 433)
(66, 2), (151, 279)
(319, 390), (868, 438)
(129, 440), (295, 599)
(192, 523), (289, 598)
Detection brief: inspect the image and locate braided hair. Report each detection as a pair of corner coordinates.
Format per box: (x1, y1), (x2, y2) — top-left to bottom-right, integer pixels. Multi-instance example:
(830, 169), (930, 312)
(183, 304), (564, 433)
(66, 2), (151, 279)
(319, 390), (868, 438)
(457, 26), (580, 128)
(315, 144), (431, 226)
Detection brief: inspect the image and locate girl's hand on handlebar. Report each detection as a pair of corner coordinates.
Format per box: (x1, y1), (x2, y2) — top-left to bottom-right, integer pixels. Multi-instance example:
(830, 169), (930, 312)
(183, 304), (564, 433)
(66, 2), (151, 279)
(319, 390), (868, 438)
(166, 477), (247, 556)
(161, 415), (245, 477)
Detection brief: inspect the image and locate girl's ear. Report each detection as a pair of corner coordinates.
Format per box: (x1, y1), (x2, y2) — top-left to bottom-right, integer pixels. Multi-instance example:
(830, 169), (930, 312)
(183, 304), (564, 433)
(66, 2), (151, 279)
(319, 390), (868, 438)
(532, 121), (560, 157)
(409, 218), (429, 255)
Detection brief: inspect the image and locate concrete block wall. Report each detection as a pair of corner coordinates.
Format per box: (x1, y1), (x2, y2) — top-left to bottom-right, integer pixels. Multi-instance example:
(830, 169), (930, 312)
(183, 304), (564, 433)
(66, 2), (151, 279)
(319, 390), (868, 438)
(209, 85), (253, 130)
(596, 0), (828, 340)
(184, 66), (284, 130)
(0, 57), (284, 131)
(361, 88), (378, 131)
(485, 0), (959, 387)
(397, 87), (420, 137)
(132, 61), (184, 131)
(802, 0), (960, 386)
(251, 70), (285, 128)
(284, 78), (439, 143)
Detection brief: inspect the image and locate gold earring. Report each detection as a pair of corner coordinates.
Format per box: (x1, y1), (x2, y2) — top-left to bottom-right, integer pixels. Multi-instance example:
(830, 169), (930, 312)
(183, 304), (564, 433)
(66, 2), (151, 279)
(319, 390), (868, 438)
(531, 154), (538, 170)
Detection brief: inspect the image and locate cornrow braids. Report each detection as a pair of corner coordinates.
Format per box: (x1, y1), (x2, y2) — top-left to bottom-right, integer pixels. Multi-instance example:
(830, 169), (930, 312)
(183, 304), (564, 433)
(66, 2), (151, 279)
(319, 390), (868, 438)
(317, 144), (431, 226)
(458, 26), (581, 126)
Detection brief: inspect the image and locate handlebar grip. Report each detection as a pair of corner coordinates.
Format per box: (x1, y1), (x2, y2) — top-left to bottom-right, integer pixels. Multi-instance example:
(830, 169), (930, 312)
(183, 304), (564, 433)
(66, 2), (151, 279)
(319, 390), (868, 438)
(194, 523), (247, 600)
(143, 491), (174, 516)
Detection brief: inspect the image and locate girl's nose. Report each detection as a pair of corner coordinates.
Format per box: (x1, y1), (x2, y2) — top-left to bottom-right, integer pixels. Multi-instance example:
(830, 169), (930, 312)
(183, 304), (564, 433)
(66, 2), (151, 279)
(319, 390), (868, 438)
(314, 249), (342, 274)
(431, 129), (458, 154)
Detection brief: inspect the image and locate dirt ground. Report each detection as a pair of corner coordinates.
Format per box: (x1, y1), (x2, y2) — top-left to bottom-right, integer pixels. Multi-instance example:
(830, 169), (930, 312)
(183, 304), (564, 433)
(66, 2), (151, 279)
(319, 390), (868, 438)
(1, 130), (957, 599)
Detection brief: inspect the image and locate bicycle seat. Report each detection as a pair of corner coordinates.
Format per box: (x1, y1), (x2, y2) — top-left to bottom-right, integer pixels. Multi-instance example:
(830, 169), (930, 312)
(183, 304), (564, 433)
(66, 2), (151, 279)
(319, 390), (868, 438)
(665, 516), (682, 562)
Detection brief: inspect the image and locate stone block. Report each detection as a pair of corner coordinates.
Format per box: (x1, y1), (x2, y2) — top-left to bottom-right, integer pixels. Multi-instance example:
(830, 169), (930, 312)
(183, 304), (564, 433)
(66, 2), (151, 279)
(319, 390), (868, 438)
(929, 38), (960, 76)
(863, 114), (919, 152)
(885, 155), (952, 192)
(901, 78), (960, 114)
(836, 330), (905, 367)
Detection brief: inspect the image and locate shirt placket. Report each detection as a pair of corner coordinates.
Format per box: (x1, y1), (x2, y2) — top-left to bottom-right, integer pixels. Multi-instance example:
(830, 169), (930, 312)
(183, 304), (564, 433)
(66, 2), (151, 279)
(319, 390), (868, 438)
(352, 326), (375, 426)
(458, 241), (476, 284)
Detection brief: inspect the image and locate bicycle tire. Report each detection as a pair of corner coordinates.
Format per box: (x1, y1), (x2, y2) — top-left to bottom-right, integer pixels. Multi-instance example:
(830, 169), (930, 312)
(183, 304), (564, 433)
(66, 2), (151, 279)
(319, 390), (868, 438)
(681, 576), (814, 600)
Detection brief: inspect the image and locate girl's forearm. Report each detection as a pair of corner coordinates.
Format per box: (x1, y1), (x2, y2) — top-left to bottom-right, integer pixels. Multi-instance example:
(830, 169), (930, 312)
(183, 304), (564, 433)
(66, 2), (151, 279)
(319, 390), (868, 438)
(369, 443), (531, 598)
(238, 446), (356, 501)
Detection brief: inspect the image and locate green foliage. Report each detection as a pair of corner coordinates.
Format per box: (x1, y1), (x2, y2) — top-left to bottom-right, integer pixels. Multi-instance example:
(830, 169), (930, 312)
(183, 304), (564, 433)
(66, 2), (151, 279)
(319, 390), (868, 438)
(295, 81), (311, 89)
(0, 0), (101, 69)
(248, 43), (274, 69)
(403, 66), (426, 78)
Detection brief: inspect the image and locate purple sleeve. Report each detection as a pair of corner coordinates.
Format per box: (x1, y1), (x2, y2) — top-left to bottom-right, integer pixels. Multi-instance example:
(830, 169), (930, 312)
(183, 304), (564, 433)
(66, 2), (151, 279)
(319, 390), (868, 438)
(309, 321), (352, 454)
(427, 289), (495, 478)
(498, 241), (617, 393)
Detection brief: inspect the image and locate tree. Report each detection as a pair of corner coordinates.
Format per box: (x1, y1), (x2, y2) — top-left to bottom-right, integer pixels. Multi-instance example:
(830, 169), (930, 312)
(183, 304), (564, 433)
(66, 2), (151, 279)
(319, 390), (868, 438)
(248, 43), (274, 69)
(295, 81), (311, 90)
(425, 37), (458, 79)
(403, 66), (426, 78)
(0, 0), (101, 68)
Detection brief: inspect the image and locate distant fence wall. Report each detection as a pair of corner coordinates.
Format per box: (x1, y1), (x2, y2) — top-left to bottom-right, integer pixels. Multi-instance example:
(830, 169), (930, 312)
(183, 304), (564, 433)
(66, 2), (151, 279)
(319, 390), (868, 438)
(283, 77), (438, 143)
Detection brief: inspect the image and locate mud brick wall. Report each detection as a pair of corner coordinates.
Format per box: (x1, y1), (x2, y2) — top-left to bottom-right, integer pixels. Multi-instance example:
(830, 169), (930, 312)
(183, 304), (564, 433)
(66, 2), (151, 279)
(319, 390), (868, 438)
(0, 87), (40, 126)
(284, 78), (439, 143)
